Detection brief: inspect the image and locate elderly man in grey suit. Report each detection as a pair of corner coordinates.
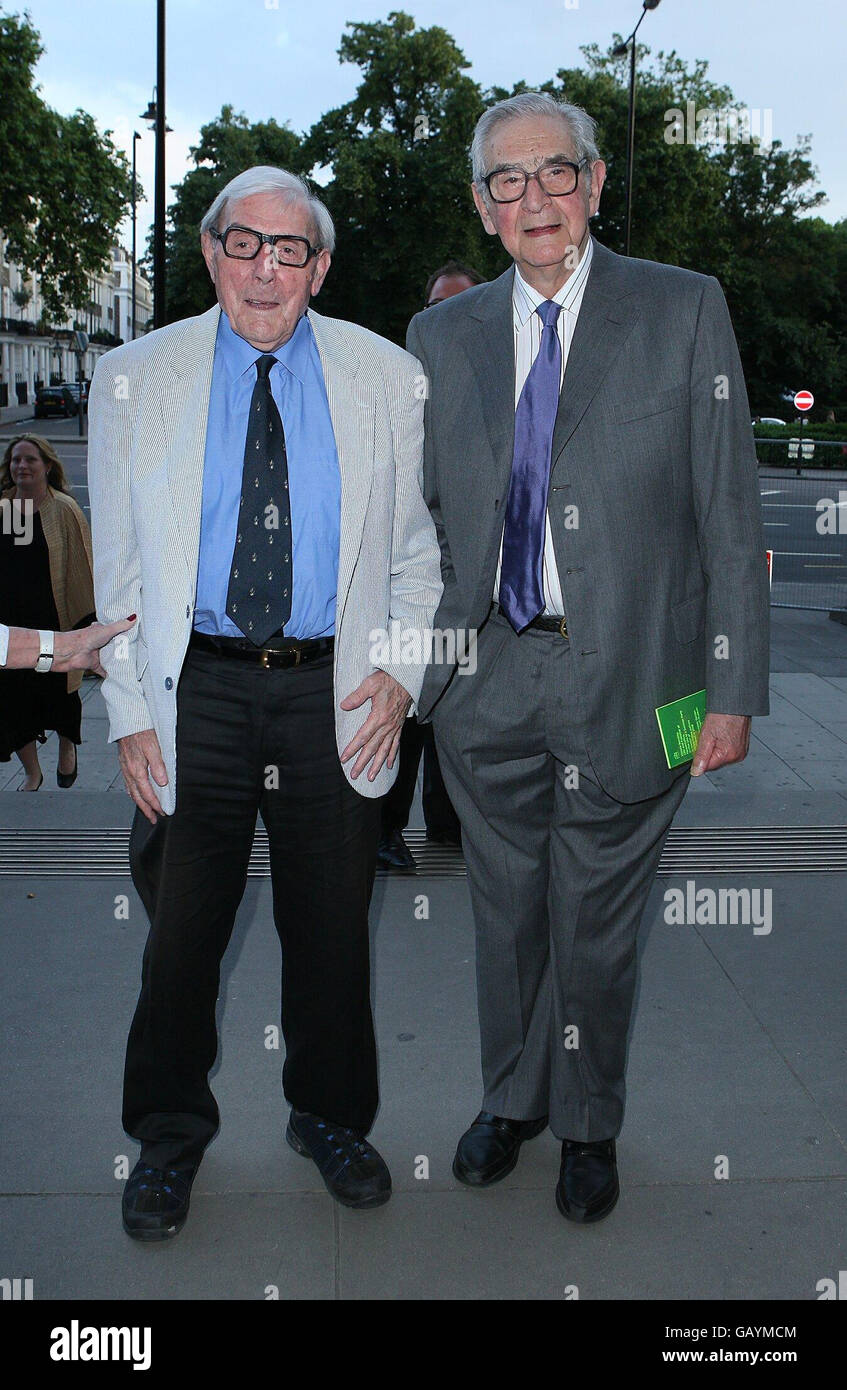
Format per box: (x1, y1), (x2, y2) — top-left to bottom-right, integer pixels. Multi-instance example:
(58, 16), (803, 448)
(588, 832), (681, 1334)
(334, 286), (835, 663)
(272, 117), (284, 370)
(407, 93), (769, 1223)
(88, 166), (441, 1238)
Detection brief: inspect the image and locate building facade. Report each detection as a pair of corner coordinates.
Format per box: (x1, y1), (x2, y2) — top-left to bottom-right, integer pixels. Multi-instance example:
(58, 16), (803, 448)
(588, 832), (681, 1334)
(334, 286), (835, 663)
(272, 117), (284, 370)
(0, 235), (153, 422)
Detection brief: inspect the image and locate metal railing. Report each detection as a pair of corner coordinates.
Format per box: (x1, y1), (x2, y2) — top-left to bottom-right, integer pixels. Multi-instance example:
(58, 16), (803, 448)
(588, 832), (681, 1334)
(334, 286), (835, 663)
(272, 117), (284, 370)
(760, 470), (847, 611)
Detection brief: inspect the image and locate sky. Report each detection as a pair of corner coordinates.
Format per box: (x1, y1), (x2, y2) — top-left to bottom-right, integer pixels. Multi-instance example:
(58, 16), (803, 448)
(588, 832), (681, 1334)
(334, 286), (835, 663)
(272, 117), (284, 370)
(20, 0), (847, 252)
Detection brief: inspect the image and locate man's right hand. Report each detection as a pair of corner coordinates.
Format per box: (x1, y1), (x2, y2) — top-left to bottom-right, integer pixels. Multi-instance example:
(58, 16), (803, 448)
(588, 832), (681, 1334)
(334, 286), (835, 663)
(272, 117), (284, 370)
(118, 729), (168, 824)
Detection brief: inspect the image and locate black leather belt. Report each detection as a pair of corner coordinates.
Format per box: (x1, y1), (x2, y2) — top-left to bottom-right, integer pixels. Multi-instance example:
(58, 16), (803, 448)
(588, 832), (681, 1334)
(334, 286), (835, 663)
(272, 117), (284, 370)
(492, 604), (568, 638)
(190, 630), (334, 668)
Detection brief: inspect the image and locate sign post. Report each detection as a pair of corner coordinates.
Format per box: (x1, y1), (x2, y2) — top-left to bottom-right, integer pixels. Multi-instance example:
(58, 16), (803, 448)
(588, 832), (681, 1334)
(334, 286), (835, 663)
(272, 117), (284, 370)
(793, 390), (814, 476)
(72, 330), (88, 439)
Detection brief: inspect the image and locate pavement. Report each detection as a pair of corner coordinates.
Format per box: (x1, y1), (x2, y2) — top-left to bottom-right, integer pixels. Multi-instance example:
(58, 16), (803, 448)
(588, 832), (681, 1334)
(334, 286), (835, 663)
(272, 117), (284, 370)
(1, 606), (846, 1301)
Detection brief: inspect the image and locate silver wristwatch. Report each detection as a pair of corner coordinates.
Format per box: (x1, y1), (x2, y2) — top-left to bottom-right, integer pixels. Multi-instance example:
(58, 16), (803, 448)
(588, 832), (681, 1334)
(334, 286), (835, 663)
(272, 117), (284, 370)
(35, 629), (55, 673)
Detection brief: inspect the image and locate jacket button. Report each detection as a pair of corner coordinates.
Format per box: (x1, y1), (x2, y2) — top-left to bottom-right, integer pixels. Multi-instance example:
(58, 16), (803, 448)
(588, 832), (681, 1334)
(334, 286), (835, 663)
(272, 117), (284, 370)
(165, 677), (173, 690)
(186, 605), (191, 619)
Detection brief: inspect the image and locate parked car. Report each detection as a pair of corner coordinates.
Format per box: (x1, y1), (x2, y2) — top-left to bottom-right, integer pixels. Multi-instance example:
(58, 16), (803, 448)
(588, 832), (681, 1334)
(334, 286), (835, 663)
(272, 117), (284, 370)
(34, 385), (78, 418)
(751, 416), (787, 427)
(60, 381), (88, 413)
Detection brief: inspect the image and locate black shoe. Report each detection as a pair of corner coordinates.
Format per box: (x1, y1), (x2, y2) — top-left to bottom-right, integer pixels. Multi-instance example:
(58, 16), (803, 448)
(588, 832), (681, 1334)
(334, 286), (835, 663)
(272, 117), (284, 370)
(453, 1111), (548, 1187)
(57, 746), (78, 788)
(376, 828), (417, 872)
(122, 1160), (198, 1241)
(425, 826), (462, 847)
(286, 1110), (391, 1209)
(556, 1138), (619, 1223)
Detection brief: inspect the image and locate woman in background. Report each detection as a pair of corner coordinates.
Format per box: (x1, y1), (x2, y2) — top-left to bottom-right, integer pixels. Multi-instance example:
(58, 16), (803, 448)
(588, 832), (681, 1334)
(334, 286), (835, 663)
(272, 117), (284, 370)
(0, 434), (96, 790)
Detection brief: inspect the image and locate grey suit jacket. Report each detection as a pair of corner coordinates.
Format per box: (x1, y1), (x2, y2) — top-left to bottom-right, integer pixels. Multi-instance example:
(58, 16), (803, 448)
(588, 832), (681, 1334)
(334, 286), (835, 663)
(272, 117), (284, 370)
(87, 304), (442, 814)
(407, 239), (770, 803)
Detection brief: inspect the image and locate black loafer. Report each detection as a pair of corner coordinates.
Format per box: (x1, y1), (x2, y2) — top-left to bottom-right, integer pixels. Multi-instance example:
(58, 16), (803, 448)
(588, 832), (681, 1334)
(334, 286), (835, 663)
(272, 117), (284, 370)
(286, 1110), (391, 1209)
(376, 828), (417, 872)
(425, 826), (462, 848)
(122, 1160), (198, 1241)
(453, 1111), (548, 1187)
(556, 1138), (619, 1223)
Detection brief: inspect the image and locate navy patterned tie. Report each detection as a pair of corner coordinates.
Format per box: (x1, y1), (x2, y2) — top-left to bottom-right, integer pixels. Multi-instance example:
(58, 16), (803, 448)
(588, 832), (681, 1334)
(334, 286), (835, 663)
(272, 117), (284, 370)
(225, 354), (292, 645)
(499, 299), (562, 632)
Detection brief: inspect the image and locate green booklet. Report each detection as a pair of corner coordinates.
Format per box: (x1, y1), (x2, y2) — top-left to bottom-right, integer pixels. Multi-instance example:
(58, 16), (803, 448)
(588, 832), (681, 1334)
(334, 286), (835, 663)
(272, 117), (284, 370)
(655, 689), (706, 769)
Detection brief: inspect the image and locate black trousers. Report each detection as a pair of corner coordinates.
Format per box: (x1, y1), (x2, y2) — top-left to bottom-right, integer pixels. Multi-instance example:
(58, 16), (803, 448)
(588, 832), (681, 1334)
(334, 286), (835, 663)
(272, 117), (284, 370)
(123, 645), (381, 1170)
(380, 714), (461, 838)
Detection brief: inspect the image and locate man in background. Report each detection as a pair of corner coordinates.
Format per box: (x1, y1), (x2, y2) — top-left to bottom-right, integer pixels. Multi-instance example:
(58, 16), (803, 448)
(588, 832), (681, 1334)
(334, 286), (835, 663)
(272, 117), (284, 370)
(378, 260), (483, 871)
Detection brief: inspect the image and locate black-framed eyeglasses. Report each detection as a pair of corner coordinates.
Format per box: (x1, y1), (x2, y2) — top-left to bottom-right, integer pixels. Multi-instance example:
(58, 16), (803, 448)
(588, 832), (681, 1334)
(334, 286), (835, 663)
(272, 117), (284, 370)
(209, 224), (320, 268)
(483, 159), (589, 204)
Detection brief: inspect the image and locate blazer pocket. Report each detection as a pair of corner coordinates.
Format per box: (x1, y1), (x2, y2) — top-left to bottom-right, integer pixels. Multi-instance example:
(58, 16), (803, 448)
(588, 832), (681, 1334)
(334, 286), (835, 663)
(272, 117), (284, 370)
(613, 386), (686, 425)
(672, 591), (706, 645)
(135, 634), (149, 680)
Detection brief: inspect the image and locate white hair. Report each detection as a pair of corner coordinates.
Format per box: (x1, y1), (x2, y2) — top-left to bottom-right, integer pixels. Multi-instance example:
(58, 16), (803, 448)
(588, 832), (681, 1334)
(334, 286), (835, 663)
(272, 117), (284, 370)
(200, 165), (335, 254)
(470, 93), (600, 196)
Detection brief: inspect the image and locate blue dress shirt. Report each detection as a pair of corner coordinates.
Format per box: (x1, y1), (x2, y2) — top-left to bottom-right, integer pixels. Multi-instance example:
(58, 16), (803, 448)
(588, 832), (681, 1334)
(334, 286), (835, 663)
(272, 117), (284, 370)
(194, 309), (340, 640)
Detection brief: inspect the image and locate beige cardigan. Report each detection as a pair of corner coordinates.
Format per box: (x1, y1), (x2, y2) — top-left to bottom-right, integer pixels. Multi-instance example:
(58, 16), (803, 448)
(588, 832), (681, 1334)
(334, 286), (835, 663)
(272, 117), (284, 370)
(3, 487), (96, 693)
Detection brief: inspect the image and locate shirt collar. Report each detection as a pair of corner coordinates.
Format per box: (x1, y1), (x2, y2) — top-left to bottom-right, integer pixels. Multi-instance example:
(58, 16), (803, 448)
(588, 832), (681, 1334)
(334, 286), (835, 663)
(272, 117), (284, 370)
(512, 234), (594, 327)
(216, 307), (312, 385)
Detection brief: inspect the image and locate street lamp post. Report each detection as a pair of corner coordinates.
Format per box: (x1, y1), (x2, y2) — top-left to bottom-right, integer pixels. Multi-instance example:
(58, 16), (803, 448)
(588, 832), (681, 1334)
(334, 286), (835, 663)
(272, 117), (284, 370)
(131, 130), (141, 341)
(139, 3), (168, 327)
(154, 0), (166, 327)
(612, 0), (662, 258)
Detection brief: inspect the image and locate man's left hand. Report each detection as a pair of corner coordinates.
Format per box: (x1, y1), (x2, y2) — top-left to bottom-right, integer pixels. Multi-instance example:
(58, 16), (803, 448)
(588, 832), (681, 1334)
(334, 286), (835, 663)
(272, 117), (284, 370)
(340, 671), (413, 781)
(690, 712), (751, 776)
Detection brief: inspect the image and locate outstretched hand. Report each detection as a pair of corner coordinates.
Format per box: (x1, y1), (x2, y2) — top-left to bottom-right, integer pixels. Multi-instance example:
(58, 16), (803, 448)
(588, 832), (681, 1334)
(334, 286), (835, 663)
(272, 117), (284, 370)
(340, 671), (412, 781)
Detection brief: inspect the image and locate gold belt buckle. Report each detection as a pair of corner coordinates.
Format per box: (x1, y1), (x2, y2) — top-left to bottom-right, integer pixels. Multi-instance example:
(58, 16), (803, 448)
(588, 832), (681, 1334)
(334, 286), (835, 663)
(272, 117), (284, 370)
(558, 616), (568, 638)
(261, 645), (301, 667)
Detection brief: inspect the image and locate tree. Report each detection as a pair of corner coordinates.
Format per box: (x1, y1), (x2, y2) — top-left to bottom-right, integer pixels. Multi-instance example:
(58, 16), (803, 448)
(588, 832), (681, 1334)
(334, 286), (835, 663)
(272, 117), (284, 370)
(302, 11), (498, 340)
(159, 16), (845, 411)
(531, 43), (843, 413)
(0, 9), (134, 322)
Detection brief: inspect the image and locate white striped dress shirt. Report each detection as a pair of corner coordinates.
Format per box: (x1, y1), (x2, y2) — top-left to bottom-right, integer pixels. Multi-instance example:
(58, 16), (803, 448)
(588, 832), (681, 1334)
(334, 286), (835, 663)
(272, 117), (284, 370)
(493, 234), (594, 615)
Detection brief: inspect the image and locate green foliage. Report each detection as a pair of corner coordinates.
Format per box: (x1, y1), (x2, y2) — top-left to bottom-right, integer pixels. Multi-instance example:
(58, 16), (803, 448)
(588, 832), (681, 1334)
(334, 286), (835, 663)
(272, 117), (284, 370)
(158, 11), (845, 408)
(0, 9), (134, 321)
(300, 12), (501, 337)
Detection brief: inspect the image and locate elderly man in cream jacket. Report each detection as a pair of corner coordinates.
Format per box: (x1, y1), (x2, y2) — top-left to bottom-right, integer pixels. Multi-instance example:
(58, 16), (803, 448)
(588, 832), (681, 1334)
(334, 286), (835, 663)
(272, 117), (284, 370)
(88, 165), (441, 1240)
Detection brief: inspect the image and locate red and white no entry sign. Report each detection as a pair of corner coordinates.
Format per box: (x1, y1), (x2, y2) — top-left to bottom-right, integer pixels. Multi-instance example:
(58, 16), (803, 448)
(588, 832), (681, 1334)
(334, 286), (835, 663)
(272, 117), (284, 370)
(794, 390), (814, 412)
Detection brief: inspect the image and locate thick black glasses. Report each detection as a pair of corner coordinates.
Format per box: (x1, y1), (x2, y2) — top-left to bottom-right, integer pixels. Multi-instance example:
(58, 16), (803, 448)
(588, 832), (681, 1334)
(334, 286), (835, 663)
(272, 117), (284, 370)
(210, 225), (319, 267)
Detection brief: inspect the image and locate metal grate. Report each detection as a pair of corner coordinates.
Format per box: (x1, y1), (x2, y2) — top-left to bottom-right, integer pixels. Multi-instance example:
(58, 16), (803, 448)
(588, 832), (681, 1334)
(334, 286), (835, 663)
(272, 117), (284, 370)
(0, 826), (846, 877)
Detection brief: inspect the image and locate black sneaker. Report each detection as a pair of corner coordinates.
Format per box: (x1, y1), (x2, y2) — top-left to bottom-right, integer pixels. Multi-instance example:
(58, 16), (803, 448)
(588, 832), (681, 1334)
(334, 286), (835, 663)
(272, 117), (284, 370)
(121, 1160), (198, 1241)
(286, 1110), (391, 1209)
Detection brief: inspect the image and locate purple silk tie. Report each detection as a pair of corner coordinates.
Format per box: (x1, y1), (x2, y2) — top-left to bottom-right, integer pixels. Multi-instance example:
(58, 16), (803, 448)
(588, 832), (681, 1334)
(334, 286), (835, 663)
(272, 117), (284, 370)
(499, 299), (563, 633)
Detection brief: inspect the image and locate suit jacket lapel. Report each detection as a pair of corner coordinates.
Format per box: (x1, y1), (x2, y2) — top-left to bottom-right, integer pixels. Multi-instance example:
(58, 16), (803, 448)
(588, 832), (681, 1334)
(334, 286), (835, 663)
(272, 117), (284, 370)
(164, 304), (220, 574)
(550, 241), (641, 473)
(456, 266), (516, 501)
(307, 309), (374, 625)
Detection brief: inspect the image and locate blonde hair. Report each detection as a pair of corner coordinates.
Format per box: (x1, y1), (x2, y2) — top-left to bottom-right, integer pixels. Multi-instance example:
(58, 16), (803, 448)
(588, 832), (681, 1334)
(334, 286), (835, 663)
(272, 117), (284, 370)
(0, 434), (72, 495)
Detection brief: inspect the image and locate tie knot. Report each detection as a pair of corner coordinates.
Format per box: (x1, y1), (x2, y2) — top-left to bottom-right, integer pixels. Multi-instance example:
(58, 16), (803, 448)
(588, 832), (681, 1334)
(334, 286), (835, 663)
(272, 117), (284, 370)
(255, 354), (277, 380)
(536, 300), (561, 330)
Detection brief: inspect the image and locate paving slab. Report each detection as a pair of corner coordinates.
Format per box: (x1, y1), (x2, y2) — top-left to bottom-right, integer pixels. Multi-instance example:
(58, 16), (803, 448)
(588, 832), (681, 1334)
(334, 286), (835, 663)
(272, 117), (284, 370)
(0, 1194), (335, 1300)
(334, 1182), (847, 1301)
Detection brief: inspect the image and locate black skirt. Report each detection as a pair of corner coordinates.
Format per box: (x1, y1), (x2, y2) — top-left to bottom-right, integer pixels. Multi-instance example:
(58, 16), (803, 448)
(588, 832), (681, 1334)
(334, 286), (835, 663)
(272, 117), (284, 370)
(0, 510), (82, 760)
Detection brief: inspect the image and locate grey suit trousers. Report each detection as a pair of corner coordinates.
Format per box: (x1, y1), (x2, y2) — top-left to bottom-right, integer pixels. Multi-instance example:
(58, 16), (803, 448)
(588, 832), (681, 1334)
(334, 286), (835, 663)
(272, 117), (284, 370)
(431, 608), (690, 1140)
